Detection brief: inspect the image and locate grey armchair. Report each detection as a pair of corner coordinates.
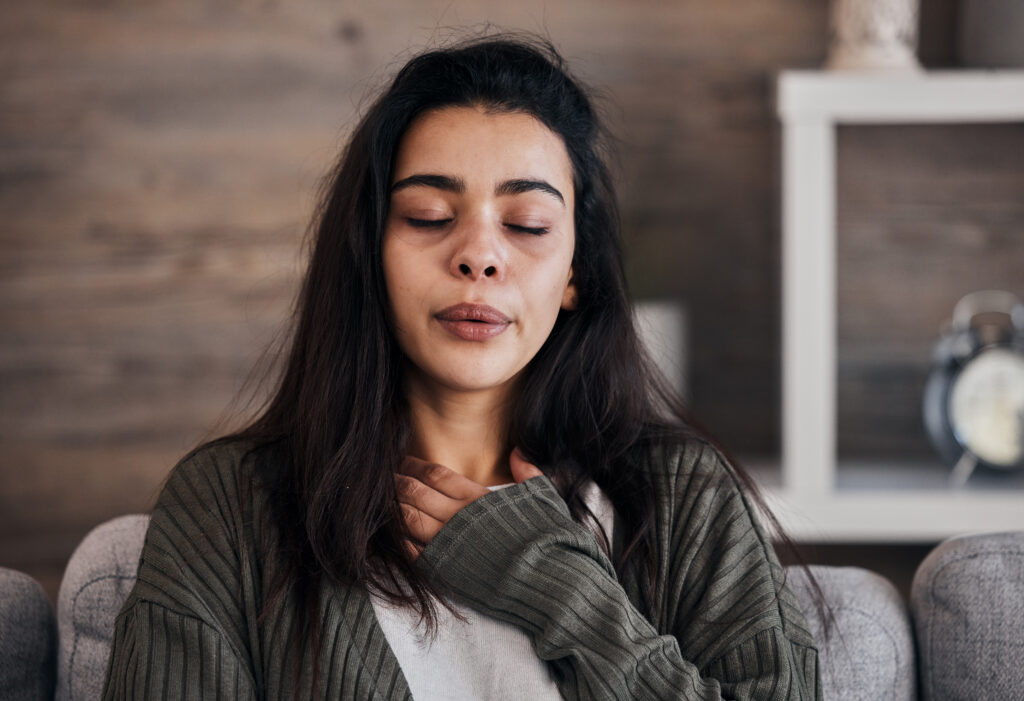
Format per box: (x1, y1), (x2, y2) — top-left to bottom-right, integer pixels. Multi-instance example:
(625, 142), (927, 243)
(911, 530), (1024, 699)
(0, 567), (57, 701)
(56, 515), (149, 701)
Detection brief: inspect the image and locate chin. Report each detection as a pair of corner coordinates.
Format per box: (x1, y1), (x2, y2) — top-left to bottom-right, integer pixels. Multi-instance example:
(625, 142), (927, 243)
(437, 371), (518, 394)
(405, 345), (531, 396)
(424, 358), (524, 394)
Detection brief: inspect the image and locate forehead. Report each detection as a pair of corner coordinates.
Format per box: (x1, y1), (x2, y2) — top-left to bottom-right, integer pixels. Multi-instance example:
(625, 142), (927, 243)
(392, 106), (574, 196)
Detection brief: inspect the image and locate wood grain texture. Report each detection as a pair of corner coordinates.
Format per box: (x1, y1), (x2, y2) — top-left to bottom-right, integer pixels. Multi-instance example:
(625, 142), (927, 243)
(836, 123), (1024, 459)
(2, 0), (1019, 598)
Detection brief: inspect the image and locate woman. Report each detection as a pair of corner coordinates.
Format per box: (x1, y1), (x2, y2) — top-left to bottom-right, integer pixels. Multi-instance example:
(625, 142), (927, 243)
(103, 35), (821, 700)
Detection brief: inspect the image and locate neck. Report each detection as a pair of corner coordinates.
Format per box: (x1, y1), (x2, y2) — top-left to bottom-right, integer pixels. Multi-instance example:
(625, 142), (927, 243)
(404, 374), (515, 487)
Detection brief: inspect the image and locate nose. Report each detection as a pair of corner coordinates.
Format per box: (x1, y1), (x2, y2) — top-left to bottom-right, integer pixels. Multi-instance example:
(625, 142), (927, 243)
(449, 220), (505, 281)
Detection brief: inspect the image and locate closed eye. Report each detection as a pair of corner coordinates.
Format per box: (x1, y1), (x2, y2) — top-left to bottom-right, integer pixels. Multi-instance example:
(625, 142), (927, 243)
(507, 224), (549, 236)
(407, 217), (453, 228)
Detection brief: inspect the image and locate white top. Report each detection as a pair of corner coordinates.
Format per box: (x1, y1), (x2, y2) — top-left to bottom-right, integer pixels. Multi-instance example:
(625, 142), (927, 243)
(371, 481), (615, 700)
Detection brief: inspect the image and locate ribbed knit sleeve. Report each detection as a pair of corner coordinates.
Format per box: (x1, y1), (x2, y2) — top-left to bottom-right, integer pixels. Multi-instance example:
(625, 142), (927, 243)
(416, 442), (821, 700)
(102, 601), (255, 699)
(101, 443), (262, 700)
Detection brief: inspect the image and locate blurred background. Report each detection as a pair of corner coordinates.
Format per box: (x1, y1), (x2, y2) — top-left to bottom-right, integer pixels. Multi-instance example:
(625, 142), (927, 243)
(2, 0), (1022, 601)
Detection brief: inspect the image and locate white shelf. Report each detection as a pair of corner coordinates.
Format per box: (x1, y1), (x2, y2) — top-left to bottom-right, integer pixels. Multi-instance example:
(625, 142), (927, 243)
(773, 69), (1024, 542)
(777, 70), (1024, 123)
(763, 487), (1024, 543)
(835, 460), (1024, 492)
(747, 458), (1024, 542)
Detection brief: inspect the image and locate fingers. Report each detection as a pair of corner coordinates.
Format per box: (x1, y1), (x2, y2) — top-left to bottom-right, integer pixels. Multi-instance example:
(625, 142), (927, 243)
(400, 502), (445, 546)
(395, 473), (466, 523)
(395, 458), (488, 544)
(396, 452), (542, 558)
(401, 456), (490, 500)
(403, 538), (424, 561)
(510, 447), (544, 483)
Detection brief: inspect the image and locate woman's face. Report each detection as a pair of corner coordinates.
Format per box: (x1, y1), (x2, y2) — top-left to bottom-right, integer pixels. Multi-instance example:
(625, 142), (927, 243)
(383, 106), (577, 398)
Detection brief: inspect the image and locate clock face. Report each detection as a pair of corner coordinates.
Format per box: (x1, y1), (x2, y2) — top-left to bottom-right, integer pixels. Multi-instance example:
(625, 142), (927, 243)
(948, 347), (1024, 468)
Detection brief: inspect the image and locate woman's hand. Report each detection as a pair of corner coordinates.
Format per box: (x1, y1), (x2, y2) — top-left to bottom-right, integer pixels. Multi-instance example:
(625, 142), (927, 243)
(395, 456), (489, 557)
(396, 449), (544, 557)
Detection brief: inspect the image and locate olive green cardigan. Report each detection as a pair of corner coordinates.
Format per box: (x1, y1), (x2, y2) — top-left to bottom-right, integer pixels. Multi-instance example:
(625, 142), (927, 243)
(102, 439), (820, 699)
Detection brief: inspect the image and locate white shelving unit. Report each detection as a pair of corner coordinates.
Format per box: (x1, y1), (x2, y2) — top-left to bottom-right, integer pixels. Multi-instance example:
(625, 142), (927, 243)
(768, 69), (1024, 542)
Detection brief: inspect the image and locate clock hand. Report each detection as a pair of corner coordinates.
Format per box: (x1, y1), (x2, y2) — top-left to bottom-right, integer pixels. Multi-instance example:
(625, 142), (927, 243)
(949, 451), (977, 489)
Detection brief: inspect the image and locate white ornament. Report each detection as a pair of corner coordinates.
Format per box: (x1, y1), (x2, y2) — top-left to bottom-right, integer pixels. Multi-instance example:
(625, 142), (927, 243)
(826, 0), (922, 72)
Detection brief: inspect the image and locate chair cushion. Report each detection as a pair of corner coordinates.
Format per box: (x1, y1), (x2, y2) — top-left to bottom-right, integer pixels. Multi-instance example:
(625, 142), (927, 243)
(0, 567), (57, 701)
(787, 564), (916, 701)
(911, 530), (1024, 701)
(57, 514), (150, 701)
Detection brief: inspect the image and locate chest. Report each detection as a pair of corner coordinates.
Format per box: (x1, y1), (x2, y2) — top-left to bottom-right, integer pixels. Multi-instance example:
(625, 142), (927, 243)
(369, 481), (615, 700)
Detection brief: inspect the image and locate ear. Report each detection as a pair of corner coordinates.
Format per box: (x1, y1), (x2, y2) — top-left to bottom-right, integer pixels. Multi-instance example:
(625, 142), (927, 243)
(561, 267), (578, 311)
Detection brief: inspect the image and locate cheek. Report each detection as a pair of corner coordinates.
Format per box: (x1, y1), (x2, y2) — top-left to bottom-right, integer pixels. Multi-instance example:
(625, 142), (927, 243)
(382, 250), (417, 340)
(528, 258), (573, 317)
(387, 281), (423, 335)
(383, 237), (416, 307)
(382, 234), (398, 289)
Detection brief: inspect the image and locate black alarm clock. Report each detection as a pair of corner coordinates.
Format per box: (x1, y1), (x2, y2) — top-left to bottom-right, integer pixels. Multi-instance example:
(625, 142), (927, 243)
(923, 290), (1024, 487)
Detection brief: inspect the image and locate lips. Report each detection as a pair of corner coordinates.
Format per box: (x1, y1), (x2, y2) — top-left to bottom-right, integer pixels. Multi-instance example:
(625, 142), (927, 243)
(435, 303), (512, 341)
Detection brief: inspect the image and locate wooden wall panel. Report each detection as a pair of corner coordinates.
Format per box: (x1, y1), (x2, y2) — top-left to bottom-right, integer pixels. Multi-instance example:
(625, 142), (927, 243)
(2, 0), (1018, 599)
(836, 123), (1024, 460)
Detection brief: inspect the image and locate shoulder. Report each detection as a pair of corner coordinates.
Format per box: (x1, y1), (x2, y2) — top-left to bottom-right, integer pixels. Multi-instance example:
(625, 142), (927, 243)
(130, 438), (275, 615)
(153, 437), (288, 522)
(634, 434), (780, 604)
(641, 435), (779, 563)
(158, 438), (257, 504)
(150, 436), (284, 546)
(635, 435), (818, 660)
(110, 440), (275, 679)
(636, 436), (751, 519)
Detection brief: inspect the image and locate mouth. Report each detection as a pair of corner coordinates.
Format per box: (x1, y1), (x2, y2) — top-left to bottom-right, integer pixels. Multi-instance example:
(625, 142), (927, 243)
(435, 303), (512, 341)
(436, 303), (512, 324)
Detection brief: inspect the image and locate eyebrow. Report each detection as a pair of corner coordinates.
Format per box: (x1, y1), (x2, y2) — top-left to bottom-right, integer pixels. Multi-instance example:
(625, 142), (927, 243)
(390, 174), (565, 206)
(496, 178), (565, 205)
(390, 174), (465, 195)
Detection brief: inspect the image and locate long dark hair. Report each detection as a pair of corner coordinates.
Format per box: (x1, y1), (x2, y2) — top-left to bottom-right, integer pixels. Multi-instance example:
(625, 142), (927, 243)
(212, 32), (825, 673)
